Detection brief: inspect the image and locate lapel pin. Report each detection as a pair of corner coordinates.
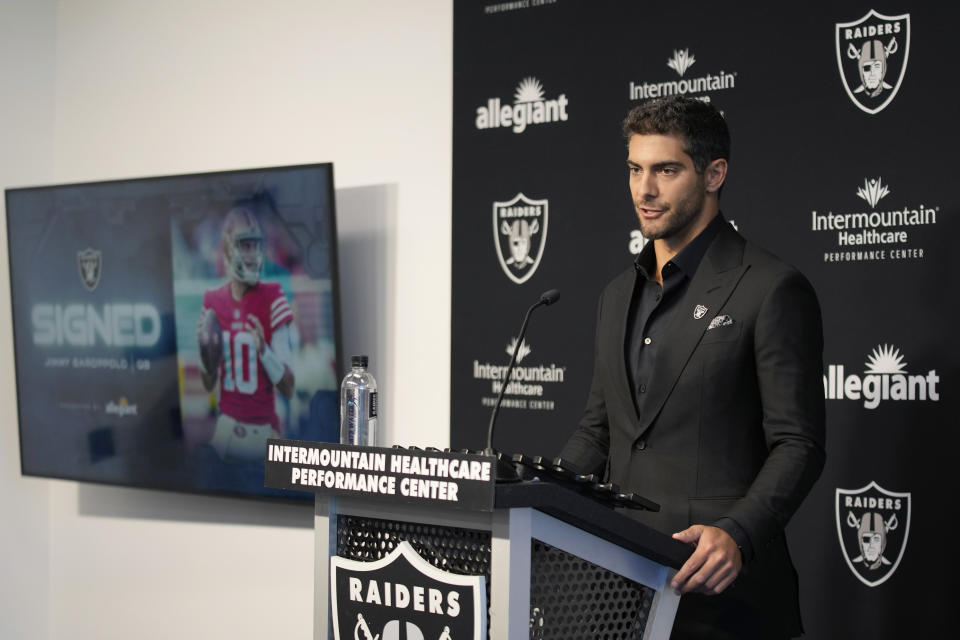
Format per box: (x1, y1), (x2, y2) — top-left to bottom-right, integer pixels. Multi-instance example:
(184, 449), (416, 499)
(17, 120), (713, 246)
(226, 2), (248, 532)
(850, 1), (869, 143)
(693, 304), (708, 319)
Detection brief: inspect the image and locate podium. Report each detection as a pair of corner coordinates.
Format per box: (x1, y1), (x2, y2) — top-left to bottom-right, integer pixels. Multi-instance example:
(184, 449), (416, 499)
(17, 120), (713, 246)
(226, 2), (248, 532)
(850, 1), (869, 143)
(312, 476), (692, 639)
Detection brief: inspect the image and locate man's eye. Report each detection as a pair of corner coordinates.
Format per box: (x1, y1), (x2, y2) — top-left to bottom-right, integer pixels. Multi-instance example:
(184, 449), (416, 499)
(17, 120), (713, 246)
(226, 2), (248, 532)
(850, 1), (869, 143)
(660, 167), (677, 175)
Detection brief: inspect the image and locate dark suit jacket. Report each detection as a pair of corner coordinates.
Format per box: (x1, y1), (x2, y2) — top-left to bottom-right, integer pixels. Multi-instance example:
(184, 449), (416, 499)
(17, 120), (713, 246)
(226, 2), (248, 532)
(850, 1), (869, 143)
(561, 222), (825, 638)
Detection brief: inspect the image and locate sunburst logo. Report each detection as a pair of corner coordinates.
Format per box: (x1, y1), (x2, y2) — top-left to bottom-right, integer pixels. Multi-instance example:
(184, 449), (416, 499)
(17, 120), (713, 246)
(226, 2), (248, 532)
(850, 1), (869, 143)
(514, 77), (545, 103)
(865, 344), (906, 374)
(824, 343), (939, 408)
(506, 337), (532, 363)
(856, 177), (891, 208)
(667, 48), (696, 76)
(475, 77), (569, 133)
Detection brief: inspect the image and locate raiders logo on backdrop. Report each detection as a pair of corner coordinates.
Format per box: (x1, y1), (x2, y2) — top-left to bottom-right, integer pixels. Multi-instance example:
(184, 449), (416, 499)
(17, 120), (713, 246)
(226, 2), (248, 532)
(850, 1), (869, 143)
(77, 248), (102, 292)
(835, 481), (911, 587)
(835, 9), (911, 114)
(492, 193), (548, 285)
(331, 541), (485, 640)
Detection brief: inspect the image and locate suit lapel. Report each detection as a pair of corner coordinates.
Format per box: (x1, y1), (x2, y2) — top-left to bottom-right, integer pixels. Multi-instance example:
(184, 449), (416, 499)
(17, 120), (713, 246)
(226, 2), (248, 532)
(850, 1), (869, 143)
(606, 270), (642, 420)
(635, 226), (748, 438)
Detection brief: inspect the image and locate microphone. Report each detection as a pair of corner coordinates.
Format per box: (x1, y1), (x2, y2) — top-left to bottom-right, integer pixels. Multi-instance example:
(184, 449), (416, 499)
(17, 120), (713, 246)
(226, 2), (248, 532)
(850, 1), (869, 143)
(539, 288), (560, 306)
(485, 289), (561, 461)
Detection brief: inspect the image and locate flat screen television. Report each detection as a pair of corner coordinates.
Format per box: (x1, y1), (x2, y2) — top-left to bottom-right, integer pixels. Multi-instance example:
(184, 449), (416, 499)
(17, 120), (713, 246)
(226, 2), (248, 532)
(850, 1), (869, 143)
(6, 163), (342, 501)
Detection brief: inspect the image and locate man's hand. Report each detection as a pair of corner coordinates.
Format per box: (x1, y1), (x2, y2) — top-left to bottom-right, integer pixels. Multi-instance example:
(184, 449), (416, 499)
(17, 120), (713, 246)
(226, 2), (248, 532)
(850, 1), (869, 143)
(246, 314), (266, 355)
(670, 525), (742, 596)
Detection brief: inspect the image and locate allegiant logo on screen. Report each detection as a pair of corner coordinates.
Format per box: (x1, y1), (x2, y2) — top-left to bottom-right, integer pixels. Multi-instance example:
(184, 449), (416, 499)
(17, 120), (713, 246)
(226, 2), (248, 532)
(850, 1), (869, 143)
(475, 77), (569, 133)
(823, 344), (939, 409)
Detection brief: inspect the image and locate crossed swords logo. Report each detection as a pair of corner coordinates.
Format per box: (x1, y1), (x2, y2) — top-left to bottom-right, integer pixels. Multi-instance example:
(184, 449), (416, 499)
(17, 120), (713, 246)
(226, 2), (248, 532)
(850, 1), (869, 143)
(354, 613), (453, 640)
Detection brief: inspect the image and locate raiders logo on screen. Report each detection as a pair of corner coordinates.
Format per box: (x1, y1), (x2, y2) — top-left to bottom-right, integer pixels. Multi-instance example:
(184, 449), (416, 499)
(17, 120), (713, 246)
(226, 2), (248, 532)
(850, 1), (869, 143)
(77, 247), (102, 291)
(331, 541), (485, 640)
(835, 9), (911, 115)
(835, 481), (911, 587)
(492, 193), (548, 285)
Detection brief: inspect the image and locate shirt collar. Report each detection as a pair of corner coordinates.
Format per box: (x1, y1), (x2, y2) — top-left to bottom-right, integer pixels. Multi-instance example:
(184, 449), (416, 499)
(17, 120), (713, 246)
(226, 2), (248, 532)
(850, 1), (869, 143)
(634, 212), (726, 280)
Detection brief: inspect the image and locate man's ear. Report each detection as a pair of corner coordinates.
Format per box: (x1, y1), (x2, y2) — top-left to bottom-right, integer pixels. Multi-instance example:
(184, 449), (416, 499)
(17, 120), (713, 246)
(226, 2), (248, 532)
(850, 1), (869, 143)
(705, 158), (728, 194)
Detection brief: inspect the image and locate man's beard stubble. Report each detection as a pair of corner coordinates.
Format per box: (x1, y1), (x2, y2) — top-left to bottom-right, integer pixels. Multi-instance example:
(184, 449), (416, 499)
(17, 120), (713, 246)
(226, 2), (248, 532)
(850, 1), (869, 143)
(636, 181), (706, 241)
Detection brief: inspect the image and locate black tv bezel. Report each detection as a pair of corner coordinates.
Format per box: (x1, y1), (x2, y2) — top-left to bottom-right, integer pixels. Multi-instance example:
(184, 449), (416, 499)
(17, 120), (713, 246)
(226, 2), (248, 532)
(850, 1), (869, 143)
(5, 162), (344, 505)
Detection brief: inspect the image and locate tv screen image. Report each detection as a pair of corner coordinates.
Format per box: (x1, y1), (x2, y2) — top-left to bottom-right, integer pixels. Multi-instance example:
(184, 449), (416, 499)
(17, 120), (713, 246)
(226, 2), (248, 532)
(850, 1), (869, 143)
(6, 164), (341, 500)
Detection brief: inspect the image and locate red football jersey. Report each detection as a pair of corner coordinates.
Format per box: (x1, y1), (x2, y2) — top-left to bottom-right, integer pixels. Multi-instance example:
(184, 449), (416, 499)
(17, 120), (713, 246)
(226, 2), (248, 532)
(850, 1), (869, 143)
(202, 281), (293, 430)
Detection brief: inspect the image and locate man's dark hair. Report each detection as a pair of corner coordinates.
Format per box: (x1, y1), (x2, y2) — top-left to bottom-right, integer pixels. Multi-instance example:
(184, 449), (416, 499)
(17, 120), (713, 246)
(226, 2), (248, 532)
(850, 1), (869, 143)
(622, 96), (731, 173)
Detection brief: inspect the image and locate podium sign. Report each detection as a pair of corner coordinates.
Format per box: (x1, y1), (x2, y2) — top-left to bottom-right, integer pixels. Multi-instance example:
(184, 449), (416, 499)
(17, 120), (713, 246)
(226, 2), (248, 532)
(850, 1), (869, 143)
(331, 541), (486, 640)
(264, 439), (496, 511)
(264, 443), (689, 638)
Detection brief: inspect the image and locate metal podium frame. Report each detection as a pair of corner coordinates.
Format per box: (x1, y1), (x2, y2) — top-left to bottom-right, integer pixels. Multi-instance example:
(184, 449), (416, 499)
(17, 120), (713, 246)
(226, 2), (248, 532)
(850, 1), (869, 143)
(313, 481), (690, 639)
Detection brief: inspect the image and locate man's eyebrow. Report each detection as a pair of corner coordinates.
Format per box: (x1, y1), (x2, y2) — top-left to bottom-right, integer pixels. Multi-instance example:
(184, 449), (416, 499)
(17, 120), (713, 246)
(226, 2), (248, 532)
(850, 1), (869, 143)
(626, 159), (685, 169)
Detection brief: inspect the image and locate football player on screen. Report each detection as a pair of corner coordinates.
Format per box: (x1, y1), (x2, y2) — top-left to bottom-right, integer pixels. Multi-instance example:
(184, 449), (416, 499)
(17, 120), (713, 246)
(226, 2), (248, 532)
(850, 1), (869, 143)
(197, 207), (295, 461)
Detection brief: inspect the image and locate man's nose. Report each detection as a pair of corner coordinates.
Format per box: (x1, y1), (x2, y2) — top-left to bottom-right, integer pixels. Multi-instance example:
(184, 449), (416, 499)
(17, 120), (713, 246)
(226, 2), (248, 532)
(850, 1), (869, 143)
(637, 173), (658, 199)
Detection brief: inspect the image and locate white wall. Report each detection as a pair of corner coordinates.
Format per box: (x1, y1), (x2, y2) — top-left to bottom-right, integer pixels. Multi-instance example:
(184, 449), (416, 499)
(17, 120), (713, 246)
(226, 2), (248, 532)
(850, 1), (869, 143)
(1, 1), (451, 638)
(0, 1), (56, 638)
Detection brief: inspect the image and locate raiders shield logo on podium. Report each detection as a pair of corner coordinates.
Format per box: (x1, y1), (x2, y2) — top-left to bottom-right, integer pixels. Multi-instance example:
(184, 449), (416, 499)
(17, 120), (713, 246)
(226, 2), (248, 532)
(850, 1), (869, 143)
(331, 541), (486, 640)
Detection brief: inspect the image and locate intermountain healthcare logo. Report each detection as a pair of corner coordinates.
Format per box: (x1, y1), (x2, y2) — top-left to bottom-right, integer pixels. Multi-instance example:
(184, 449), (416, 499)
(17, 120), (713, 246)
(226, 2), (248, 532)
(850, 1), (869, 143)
(493, 193), (548, 284)
(836, 9), (910, 114)
(629, 48), (736, 101)
(811, 177), (938, 263)
(836, 481), (911, 587)
(823, 344), (939, 409)
(473, 337), (565, 411)
(505, 337), (531, 363)
(331, 542), (485, 640)
(475, 77), (568, 133)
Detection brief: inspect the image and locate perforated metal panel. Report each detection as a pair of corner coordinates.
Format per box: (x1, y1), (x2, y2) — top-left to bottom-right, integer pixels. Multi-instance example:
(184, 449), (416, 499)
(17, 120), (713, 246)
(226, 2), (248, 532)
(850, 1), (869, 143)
(529, 538), (655, 640)
(336, 515), (492, 634)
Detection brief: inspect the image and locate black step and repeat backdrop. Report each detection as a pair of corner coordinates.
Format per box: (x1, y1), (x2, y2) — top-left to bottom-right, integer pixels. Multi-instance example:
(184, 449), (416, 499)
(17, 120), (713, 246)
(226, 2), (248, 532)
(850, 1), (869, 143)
(451, 0), (957, 636)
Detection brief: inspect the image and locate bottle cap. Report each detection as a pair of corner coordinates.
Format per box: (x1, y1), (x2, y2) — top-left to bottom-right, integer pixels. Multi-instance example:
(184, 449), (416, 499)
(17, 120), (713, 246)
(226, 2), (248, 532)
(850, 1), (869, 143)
(351, 355), (369, 368)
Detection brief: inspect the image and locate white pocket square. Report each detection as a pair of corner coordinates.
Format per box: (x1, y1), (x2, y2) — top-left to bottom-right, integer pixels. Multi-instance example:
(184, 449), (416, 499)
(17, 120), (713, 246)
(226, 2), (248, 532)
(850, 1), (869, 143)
(707, 314), (734, 330)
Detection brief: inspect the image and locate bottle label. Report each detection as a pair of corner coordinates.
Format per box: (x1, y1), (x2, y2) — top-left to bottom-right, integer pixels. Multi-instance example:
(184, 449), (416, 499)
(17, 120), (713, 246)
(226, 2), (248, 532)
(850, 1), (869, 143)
(369, 391), (378, 419)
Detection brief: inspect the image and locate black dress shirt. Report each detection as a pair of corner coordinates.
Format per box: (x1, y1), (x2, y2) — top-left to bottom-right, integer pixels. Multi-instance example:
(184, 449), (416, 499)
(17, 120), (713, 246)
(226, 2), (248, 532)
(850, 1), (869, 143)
(625, 213), (753, 560)
(626, 214), (724, 416)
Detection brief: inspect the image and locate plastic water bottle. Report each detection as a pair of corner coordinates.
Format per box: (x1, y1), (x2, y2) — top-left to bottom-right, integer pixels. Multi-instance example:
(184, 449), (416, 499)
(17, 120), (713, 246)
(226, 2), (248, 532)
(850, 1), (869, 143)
(339, 355), (378, 446)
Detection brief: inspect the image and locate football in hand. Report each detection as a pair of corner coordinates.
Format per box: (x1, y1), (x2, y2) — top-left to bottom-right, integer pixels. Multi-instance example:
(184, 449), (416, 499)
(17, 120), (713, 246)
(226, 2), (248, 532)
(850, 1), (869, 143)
(198, 310), (223, 375)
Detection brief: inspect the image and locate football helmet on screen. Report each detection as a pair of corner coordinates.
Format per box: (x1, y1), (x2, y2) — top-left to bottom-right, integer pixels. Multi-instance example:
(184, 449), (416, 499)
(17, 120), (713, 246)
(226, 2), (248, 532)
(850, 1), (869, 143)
(221, 207), (264, 285)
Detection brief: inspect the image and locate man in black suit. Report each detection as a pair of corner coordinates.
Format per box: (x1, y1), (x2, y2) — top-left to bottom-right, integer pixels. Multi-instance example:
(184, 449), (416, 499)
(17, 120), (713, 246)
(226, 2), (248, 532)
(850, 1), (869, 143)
(560, 97), (825, 639)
